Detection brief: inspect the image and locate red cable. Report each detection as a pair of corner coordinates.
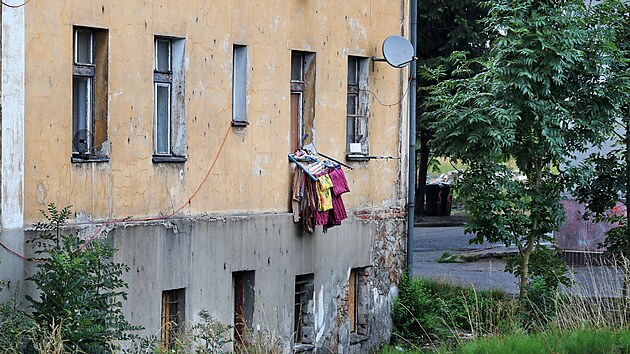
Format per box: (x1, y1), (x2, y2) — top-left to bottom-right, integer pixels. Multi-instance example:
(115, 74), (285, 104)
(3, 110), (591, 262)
(1, 0), (30, 8)
(3, 124), (232, 258)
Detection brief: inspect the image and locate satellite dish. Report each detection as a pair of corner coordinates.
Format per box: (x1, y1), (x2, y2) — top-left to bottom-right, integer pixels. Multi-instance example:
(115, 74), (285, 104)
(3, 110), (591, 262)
(72, 129), (93, 157)
(381, 35), (416, 68)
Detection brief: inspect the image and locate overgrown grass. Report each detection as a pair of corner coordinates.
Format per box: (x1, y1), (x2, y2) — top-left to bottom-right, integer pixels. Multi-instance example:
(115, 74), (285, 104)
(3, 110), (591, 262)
(393, 257), (630, 353)
(447, 328), (630, 354)
(391, 274), (517, 350)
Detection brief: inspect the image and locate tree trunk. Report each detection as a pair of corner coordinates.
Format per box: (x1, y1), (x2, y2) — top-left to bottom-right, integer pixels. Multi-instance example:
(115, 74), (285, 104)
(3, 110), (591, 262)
(519, 238), (536, 300)
(415, 129), (430, 216)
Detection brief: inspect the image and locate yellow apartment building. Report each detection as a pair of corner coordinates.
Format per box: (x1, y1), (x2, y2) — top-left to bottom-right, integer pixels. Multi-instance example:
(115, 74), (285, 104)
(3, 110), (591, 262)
(0, 1), (412, 352)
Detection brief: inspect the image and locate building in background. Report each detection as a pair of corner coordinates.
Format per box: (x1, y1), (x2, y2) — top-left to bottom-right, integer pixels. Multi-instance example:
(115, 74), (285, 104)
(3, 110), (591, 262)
(0, 1), (411, 352)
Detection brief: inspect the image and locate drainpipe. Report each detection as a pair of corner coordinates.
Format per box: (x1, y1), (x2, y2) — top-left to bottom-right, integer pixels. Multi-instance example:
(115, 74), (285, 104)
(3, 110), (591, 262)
(406, 0), (417, 271)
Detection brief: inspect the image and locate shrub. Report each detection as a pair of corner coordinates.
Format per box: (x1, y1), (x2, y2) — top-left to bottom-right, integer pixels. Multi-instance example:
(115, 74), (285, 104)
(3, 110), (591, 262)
(25, 204), (140, 353)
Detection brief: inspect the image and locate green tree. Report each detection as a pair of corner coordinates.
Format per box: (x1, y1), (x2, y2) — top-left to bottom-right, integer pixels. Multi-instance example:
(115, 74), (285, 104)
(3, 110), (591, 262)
(26, 204), (140, 353)
(426, 0), (617, 299)
(416, 0), (490, 215)
(570, 0), (630, 294)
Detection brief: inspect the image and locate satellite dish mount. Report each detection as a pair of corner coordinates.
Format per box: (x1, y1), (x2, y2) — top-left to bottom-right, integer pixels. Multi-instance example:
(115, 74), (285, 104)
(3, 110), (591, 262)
(373, 35), (417, 69)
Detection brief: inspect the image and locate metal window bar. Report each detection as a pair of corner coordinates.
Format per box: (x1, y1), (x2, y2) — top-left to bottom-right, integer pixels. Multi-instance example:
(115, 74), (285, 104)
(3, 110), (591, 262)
(161, 290), (181, 349)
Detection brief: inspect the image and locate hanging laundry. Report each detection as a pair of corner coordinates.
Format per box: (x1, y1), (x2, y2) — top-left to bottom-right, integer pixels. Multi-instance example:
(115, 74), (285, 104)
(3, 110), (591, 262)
(288, 151), (351, 234)
(328, 168), (350, 195)
(316, 174), (334, 211)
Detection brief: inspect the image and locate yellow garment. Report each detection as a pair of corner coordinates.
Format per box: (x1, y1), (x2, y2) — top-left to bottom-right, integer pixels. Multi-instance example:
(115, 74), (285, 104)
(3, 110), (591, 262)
(317, 174), (334, 211)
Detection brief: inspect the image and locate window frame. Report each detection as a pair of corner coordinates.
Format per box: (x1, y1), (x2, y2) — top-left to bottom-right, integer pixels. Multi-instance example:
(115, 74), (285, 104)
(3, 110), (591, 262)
(290, 51), (315, 152)
(232, 44), (249, 126)
(346, 56), (369, 159)
(72, 27), (109, 162)
(161, 288), (185, 350)
(154, 82), (172, 156)
(153, 37), (173, 157)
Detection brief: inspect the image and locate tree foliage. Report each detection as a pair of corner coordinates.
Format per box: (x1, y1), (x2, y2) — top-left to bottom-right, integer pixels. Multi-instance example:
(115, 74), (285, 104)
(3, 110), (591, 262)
(426, 0), (618, 299)
(26, 203), (140, 353)
(415, 0), (490, 214)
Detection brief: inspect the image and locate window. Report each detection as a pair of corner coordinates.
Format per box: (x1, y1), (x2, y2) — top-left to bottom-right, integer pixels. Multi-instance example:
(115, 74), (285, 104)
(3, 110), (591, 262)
(72, 27), (108, 161)
(346, 56), (369, 158)
(233, 271), (255, 348)
(232, 45), (248, 126)
(161, 288), (185, 350)
(348, 268), (369, 342)
(290, 51), (316, 152)
(153, 37), (186, 162)
(294, 273), (315, 349)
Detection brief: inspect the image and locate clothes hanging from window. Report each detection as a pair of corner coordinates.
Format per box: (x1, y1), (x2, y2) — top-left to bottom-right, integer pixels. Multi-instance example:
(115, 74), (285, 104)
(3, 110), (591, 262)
(290, 152), (350, 234)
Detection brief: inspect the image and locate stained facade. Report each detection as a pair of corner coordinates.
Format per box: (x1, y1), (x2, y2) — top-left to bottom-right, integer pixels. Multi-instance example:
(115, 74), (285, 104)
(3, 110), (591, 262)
(0, 1), (411, 352)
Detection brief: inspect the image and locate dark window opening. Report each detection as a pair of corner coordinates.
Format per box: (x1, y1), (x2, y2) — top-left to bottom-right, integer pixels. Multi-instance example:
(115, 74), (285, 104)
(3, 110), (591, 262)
(233, 270), (255, 349)
(294, 273), (315, 348)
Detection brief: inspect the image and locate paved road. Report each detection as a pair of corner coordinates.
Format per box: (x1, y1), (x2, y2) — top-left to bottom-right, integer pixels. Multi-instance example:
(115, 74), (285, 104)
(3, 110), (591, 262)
(412, 226), (519, 295)
(411, 226), (624, 297)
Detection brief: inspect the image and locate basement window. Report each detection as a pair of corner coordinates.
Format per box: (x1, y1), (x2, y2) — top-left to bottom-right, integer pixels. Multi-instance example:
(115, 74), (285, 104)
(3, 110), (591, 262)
(161, 288), (185, 350)
(72, 27), (109, 162)
(348, 267), (370, 343)
(346, 56), (369, 160)
(290, 51), (316, 152)
(233, 270), (255, 348)
(293, 273), (315, 352)
(153, 36), (187, 163)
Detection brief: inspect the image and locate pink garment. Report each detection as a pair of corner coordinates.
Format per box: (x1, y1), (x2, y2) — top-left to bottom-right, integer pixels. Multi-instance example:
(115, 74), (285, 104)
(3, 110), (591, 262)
(328, 168), (350, 195)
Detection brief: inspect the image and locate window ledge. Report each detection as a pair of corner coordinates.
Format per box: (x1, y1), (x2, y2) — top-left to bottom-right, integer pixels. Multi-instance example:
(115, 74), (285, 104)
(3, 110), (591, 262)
(231, 120), (249, 127)
(349, 333), (369, 345)
(71, 155), (110, 163)
(346, 154), (370, 162)
(293, 343), (315, 352)
(152, 155), (187, 163)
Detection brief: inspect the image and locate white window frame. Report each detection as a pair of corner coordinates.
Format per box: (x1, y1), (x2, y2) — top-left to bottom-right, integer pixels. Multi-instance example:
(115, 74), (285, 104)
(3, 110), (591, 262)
(154, 82), (172, 155)
(72, 28), (95, 155)
(74, 29), (93, 65)
(153, 37), (173, 156)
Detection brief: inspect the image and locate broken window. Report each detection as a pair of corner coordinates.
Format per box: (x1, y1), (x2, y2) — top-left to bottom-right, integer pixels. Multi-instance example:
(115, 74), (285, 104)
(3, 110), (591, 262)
(290, 51), (316, 152)
(232, 45), (248, 126)
(153, 36), (187, 162)
(346, 56), (369, 158)
(161, 288), (185, 350)
(294, 273), (315, 351)
(72, 27), (108, 161)
(233, 270), (255, 348)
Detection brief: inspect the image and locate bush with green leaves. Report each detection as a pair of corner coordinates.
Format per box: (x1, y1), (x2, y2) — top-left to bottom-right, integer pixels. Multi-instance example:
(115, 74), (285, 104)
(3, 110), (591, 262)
(25, 203), (140, 353)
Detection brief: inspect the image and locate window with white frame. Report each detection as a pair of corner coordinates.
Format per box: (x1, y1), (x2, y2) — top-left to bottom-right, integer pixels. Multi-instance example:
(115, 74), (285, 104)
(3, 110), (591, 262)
(232, 45), (248, 125)
(72, 27), (108, 160)
(153, 37), (187, 162)
(346, 56), (369, 157)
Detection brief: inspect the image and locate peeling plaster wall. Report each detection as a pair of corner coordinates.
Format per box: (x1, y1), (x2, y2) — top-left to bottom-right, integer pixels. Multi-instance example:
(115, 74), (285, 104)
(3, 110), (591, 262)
(2, 2), (24, 230)
(104, 212), (404, 353)
(22, 0), (408, 222)
(7, 0), (411, 351)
